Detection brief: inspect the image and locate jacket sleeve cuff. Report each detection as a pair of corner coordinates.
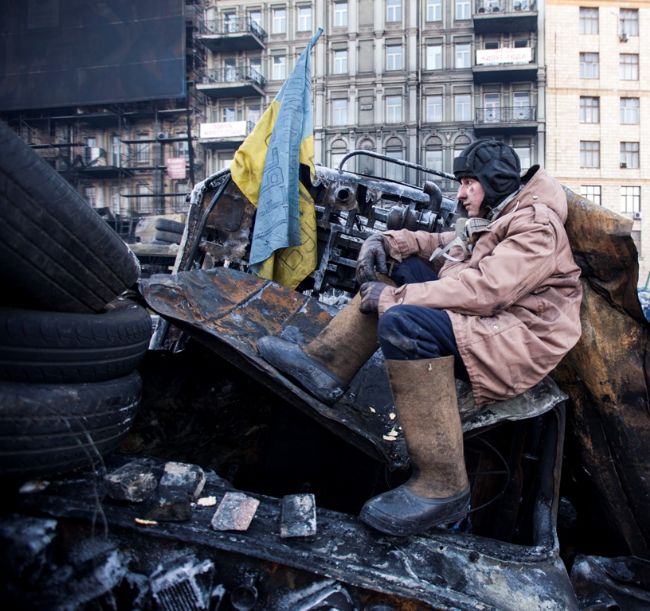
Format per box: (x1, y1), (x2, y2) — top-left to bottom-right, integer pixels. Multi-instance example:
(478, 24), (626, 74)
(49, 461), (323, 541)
(378, 285), (406, 315)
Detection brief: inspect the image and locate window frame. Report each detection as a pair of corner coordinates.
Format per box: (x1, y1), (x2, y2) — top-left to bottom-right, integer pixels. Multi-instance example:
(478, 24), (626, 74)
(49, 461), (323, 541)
(620, 142), (640, 170)
(454, 93), (471, 122)
(579, 52), (599, 79)
(333, 1), (348, 27)
(385, 95), (403, 124)
(620, 186), (641, 213)
(297, 5), (312, 32)
(579, 7), (599, 35)
(426, 44), (443, 70)
(425, 95), (443, 122)
(271, 7), (287, 34)
(455, 0), (470, 21)
(386, 0), (402, 23)
(332, 98), (349, 126)
(333, 48), (348, 74)
(579, 96), (600, 124)
(386, 44), (404, 71)
(426, 0), (442, 22)
(620, 54), (639, 81)
(619, 8), (639, 37)
(580, 140), (600, 169)
(271, 54), (287, 80)
(620, 97), (640, 125)
(455, 43), (471, 69)
(580, 185), (602, 206)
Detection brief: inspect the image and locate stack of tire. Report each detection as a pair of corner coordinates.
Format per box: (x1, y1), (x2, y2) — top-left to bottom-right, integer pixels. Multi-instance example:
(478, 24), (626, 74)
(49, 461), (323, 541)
(0, 120), (152, 481)
(153, 218), (185, 246)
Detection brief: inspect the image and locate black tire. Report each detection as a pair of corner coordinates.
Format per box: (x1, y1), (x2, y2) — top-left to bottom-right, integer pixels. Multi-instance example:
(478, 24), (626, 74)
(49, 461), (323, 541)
(0, 305), (152, 383)
(154, 218), (185, 234)
(154, 230), (182, 244)
(0, 372), (141, 479)
(0, 120), (141, 313)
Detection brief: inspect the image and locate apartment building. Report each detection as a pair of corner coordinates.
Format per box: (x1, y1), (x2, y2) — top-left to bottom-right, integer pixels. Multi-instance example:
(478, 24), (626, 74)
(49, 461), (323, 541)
(201, 0), (544, 193)
(545, 0), (650, 281)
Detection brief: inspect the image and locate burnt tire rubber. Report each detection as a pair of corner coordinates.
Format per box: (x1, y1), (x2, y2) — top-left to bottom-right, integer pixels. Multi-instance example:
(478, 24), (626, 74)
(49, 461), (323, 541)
(154, 218), (185, 234)
(0, 372), (142, 479)
(0, 305), (152, 383)
(0, 120), (141, 313)
(154, 230), (182, 244)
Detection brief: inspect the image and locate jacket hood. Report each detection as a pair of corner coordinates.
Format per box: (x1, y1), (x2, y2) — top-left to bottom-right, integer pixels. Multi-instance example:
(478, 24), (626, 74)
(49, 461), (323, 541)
(501, 166), (568, 223)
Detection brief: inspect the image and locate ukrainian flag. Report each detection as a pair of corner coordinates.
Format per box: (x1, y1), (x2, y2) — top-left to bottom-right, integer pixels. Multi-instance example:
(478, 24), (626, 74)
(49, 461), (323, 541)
(230, 28), (323, 289)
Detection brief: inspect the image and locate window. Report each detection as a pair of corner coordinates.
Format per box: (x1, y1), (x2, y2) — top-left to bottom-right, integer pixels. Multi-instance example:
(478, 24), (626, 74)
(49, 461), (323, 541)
(579, 52), (599, 79)
(222, 106), (236, 122)
(247, 104), (261, 124)
(579, 97), (600, 123)
(386, 45), (403, 71)
(620, 54), (639, 81)
(579, 7), (598, 34)
(249, 57), (262, 77)
(111, 135), (121, 167)
(455, 43), (471, 69)
(297, 6), (312, 31)
(84, 186), (97, 207)
(455, 0), (470, 20)
(580, 185), (601, 206)
(425, 95), (443, 122)
(620, 142), (640, 169)
(137, 184), (149, 213)
(175, 133), (189, 159)
(386, 0), (402, 22)
(272, 54), (286, 80)
(621, 98), (640, 125)
(513, 142), (531, 171)
(249, 10), (261, 26)
(621, 186), (641, 213)
(136, 133), (150, 163)
(580, 141), (600, 168)
(110, 186), (120, 214)
(224, 57), (237, 81)
(385, 96), (403, 123)
(484, 93), (500, 123)
(454, 94), (471, 121)
(513, 92), (531, 120)
(385, 147), (404, 181)
(334, 1), (348, 27)
(620, 9), (639, 37)
(223, 11), (237, 33)
(272, 7), (286, 33)
(425, 148), (443, 172)
(333, 49), (348, 74)
(426, 0), (442, 22)
(426, 45), (442, 70)
(332, 98), (348, 126)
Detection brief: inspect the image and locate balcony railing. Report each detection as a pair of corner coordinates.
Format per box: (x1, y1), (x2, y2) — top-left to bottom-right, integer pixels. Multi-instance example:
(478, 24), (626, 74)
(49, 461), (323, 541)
(199, 66), (265, 88)
(475, 0), (536, 13)
(203, 17), (267, 40)
(475, 106), (537, 123)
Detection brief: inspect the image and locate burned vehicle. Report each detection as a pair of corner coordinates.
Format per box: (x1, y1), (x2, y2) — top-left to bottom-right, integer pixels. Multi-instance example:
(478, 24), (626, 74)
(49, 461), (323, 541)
(2, 118), (649, 610)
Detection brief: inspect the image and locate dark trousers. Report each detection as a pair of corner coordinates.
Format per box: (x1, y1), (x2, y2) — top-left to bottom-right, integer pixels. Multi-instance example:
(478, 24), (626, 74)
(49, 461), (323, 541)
(379, 256), (469, 381)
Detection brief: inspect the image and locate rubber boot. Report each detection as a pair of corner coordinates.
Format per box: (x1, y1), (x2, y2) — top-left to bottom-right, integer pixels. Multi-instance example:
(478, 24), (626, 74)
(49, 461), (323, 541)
(360, 356), (470, 536)
(257, 292), (380, 404)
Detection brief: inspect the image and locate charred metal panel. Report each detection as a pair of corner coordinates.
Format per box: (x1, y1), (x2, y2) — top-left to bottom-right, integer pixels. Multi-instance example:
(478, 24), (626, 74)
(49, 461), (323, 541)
(14, 447), (577, 610)
(554, 190), (650, 556)
(142, 268), (567, 470)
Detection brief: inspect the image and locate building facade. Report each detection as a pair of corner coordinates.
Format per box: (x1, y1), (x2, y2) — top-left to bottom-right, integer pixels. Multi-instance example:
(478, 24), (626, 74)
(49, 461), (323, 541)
(545, 0), (650, 282)
(201, 0), (544, 193)
(0, 0), (544, 224)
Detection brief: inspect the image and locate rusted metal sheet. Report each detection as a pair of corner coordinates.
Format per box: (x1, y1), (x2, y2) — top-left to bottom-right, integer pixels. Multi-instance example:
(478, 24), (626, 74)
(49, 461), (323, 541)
(554, 190), (650, 556)
(141, 268), (567, 470)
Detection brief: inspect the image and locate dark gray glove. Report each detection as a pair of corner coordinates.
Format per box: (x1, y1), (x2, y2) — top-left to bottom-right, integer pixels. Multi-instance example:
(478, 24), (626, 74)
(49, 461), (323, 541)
(359, 281), (389, 314)
(356, 234), (388, 285)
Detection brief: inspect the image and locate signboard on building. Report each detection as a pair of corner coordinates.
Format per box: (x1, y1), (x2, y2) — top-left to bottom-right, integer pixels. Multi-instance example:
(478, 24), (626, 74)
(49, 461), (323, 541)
(166, 157), (186, 180)
(476, 47), (532, 66)
(199, 121), (249, 140)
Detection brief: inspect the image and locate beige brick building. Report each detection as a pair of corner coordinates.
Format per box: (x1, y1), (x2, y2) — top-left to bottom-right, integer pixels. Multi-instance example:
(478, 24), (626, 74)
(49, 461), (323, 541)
(545, 0), (650, 285)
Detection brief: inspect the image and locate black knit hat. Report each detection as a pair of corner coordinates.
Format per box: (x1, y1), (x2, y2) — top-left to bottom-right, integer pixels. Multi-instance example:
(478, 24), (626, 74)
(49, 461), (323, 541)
(453, 139), (522, 208)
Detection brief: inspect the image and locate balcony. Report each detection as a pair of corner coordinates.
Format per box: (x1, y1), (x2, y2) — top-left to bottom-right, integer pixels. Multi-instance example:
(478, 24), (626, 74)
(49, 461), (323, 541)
(474, 106), (538, 135)
(473, 0), (538, 34)
(199, 120), (255, 149)
(472, 46), (537, 83)
(197, 67), (265, 99)
(198, 17), (266, 52)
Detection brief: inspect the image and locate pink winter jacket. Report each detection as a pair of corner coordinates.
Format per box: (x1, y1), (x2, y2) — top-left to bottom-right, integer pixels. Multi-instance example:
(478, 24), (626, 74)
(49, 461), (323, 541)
(378, 167), (583, 407)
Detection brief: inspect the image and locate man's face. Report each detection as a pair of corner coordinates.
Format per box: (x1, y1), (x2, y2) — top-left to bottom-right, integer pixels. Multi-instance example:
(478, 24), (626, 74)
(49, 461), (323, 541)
(457, 177), (485, 218)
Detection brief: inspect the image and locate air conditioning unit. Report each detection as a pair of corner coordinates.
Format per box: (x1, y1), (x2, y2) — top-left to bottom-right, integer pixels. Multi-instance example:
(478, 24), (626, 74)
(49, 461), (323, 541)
(619, 32), (628, 43)
(157, 132), (170, 140)
(620, 162), (628, 168)
(633, 211), (642, 221)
